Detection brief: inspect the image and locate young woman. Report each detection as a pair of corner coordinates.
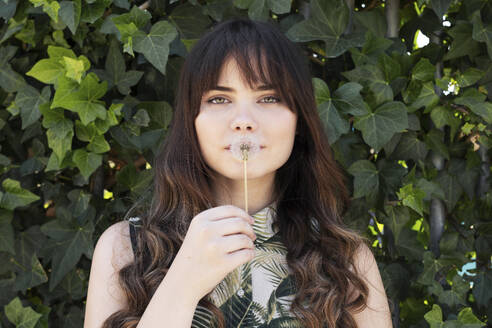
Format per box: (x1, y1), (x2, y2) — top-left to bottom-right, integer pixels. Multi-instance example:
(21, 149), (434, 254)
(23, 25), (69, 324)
(84, 17), (392, 328)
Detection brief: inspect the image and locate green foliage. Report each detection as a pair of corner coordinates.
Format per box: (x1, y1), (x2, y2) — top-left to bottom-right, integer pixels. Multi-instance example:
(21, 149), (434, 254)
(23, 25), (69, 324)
(0, 0), (491, 326)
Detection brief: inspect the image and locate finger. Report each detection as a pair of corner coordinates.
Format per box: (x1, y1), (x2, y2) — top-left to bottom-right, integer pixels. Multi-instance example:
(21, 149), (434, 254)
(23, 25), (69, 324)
(202, 205), (254, 224)
(222, 234), (255, 253)
(212, 217), (256, 241)
(226, 248), (255, 268)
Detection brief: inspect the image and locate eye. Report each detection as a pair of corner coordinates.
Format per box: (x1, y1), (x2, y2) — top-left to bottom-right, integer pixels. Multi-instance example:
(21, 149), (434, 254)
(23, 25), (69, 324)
(260, 96), (281, 104)
(207, 96), (229, 104)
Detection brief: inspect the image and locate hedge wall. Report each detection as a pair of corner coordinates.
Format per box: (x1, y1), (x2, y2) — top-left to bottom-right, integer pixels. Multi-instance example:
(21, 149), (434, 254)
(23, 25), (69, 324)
(0, 0), (491, 327)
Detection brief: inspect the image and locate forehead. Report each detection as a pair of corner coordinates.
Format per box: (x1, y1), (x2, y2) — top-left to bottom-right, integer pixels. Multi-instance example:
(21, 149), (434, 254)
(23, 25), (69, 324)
(215, 53), (272, 89)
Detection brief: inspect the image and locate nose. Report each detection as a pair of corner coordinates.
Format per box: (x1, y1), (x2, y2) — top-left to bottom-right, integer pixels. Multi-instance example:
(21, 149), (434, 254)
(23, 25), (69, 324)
(230, 104), (257, 132)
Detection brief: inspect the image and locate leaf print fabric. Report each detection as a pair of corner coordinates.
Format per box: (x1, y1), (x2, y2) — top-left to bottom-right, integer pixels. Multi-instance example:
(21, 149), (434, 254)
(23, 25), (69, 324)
(192, 204), (303, 328)
(127, 203), (303, 327)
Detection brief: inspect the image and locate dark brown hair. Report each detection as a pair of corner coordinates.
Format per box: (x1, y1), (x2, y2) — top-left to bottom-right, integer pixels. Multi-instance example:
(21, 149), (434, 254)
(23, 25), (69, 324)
(103, 17), (369, 328)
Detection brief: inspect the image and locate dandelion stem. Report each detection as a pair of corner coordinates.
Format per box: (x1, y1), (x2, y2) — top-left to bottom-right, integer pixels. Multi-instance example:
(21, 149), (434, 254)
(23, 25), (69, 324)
(240, 144), (249, 214)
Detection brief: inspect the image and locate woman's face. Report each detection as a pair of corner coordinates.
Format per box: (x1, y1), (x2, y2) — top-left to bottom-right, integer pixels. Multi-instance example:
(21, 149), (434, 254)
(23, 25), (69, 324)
(195, 57), (298, 182)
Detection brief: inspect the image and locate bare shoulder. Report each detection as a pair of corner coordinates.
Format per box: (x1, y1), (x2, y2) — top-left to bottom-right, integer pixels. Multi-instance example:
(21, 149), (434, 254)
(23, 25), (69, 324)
(83, 220), (135, 328)
(350, 243), (393, 327)
(353, 242), (377, 275)
(102, 220), (135, 269)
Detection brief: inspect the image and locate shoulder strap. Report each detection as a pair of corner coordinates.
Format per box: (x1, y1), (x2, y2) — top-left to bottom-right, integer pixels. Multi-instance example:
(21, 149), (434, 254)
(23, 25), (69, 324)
(128, 217), (141, 256)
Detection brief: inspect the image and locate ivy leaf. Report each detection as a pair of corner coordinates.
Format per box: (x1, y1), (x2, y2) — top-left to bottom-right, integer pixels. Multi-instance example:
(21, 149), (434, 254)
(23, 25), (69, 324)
(61, 268), (86, 299)
(454, 88), (492, 124)
(110, 126), (165, 152)
(133, 20), (178, 75)
(26, 46), (77, 85)
(75, 119), (109, 152)
(435, 171), (463, 212)
(47, 45), (77, 59)
(94, 103), (123, 134)
(416, 178), (445, 202)
(0, 179), (40, 211)
(4, 297), (42, 328)
(87, 135), (110, 153)
(424, 128), (450, 160)
(424, 304), (444, 328)
(10, 226), (48, 292)
(378, 158), (407, 195)
(471, 11), (492, 59)
(456, 307), (486, 326)
(266, 0), (290, 14)
(332, 82), (369, 116)
(318, 99), (349, 144)
(72, 149), (102, 179)
(353, 10), (387, 38)
(380, 205), (410, 244)
(15, 85), (51, 129)
(80, 0), (107, 24)
(347, 160), (379, 199)
(52, 74), (107, 125)
(61, 56), (89, 83)
(13, 253), (48, 292)
(59, 0), (81, 34)
(39, 102), (71, 131)
(248, 0), (271, 21)
(342, 65), (394, 106)
(29, 0), (60, 23)
(430, 0), (451, 22)
(436, 274), (468, 308)
(412, 58), (435, 82)
(112, 6), (152, 53)
(286, 0), (363, 57)
(97, 38), (143, 95)
(75, 120), (97, 142)
(430, 106), (460, 141)
(168, 3), (211, 39)
(312, 78), (330, 106)
(132, 108), (150, 127)
(39, 102), (74, 162)
(396, 228), (424, 261)
(443, 22), (481, 61)
(115, 163), (153, 194)
(353, 101), (409, 151)
(418, 251), (445, 285)
(472, 271), (492, 308)
(25, 59), (65, 84)
(408, 82), (439, 112)
(457, 68), (484, 88)
(67, 189), (92, 219)
(397, 183), (426, 216)
(0, 209), (14, 254)
(112, 5), (151, 30)
(40, 217), (94, 290)
(390, 131), (429, 162)
(0, 0), (18, 21)
(0, 62), (26, 92)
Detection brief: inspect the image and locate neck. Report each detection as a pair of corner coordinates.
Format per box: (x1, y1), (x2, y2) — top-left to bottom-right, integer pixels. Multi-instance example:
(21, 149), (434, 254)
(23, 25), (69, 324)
(212, 172), (276, 215)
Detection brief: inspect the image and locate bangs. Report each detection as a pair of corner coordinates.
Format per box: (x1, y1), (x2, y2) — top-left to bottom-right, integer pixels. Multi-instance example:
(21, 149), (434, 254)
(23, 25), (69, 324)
(188, 19), (299, 115)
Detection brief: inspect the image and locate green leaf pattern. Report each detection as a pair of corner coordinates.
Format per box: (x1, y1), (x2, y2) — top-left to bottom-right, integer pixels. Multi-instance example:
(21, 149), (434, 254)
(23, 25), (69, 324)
(191, 204), (302, 327)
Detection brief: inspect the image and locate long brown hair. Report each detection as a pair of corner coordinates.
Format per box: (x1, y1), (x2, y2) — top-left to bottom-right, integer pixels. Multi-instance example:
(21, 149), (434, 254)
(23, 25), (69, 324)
(103, 17), (369, 328)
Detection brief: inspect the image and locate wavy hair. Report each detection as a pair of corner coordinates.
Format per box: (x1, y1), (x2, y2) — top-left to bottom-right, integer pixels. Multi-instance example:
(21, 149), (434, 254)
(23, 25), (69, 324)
(102, 17), (369, 328)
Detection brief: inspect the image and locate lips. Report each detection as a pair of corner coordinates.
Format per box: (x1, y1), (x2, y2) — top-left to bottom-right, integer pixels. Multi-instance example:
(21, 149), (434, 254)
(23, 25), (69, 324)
(225, 145), (265, 149)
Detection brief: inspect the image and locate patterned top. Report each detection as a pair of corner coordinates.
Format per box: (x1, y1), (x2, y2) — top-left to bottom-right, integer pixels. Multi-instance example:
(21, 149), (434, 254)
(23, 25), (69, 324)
(128, 203), (303, 327)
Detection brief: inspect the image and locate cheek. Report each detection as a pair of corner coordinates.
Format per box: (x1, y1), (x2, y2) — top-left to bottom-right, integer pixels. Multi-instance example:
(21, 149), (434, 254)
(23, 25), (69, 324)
(194, 115), (210, 154)
(194, 114), (221, 159)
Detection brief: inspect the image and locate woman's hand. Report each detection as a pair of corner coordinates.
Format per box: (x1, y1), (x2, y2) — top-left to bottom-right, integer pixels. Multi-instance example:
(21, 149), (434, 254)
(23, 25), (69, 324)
(167, 205), (257, 300)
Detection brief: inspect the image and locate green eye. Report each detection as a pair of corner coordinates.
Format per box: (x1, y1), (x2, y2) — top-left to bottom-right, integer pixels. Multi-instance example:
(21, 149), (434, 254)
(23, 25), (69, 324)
(261, 96), (280, 103)
(208, 97), (228, 104)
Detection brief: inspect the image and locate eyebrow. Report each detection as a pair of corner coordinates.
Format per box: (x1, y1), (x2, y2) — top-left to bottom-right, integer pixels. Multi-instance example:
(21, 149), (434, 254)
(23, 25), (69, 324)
(210, 84), (275, 92)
